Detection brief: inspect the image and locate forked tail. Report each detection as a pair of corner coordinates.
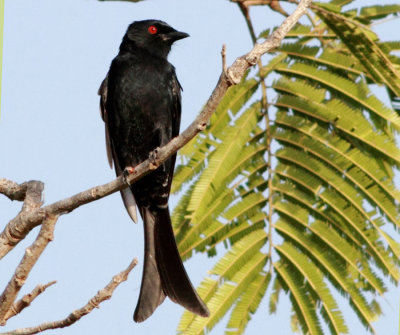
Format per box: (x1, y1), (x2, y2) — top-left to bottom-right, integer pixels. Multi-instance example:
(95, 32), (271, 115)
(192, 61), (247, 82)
(133, 206), (209, 322)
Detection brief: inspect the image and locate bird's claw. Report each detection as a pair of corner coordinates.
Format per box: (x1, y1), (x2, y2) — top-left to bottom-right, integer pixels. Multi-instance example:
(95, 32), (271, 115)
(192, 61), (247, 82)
(123, 166), (135, 185)
(149, 148), (160, 170)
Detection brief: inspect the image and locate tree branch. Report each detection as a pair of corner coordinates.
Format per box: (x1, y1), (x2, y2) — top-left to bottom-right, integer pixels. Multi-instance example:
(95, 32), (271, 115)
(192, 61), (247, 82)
(0, 180), (44, 258)
(0, 215), (57, 324)
(3, 281), (57, 323)
(0, 179), (33, 202)
(0, 258), (138, 335)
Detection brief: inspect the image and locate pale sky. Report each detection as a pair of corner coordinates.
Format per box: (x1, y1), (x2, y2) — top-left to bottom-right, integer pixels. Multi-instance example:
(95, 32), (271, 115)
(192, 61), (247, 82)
(0, 1), (399, 334)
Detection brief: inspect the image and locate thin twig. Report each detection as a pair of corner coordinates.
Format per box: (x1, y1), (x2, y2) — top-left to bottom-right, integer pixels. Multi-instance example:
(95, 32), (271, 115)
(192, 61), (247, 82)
(221, 44), (227, 74)
(0, 258), (138, 335)
(0, 215), (57, 324)
(3, 281), (57, 322)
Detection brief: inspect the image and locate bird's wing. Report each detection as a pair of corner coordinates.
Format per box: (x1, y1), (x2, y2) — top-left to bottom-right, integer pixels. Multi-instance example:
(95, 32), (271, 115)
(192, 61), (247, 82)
(165, 72), (182, 194)
(171, 71), (182, 139)
(98, 75), (114, 169)
(99, 75), (138, 223)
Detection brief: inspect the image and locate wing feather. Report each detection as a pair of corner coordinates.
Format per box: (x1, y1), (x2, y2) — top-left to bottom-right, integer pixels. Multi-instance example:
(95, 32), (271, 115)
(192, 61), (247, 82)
(98, 76), (114, 169)
(99, 75), (138, 223)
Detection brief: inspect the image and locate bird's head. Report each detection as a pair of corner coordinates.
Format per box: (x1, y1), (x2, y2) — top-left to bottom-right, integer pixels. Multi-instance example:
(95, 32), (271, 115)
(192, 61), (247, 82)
(120, 20), (189, 58)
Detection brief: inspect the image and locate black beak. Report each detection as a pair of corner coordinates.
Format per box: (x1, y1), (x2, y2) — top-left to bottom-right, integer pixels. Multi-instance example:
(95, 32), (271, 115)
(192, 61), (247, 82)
(165, 30), (190, 43)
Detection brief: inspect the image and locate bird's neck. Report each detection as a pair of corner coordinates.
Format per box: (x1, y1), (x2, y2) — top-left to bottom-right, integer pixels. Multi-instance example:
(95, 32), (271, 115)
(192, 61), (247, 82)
(119, 37), (170, 59)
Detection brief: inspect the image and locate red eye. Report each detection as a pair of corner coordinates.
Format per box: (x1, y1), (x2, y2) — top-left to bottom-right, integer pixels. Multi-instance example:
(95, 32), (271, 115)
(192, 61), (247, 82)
(148, 25), (157, 34)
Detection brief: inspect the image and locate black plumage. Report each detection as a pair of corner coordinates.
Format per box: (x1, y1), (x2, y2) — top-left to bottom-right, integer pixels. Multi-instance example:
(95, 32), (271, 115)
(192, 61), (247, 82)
(99, 20), (209, 323)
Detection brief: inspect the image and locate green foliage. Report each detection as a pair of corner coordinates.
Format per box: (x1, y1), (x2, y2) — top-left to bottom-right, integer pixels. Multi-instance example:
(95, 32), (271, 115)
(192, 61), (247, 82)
(172, 1), (400, 334)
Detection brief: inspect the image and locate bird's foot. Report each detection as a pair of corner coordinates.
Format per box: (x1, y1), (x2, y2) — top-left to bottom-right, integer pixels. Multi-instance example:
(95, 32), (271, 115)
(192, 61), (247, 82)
(123, 166), (136, 185)
(149, 148), (160, 170)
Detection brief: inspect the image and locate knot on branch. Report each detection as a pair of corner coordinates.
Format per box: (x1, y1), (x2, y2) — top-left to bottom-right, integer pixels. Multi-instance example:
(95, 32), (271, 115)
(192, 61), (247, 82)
(245, 54), (258, 66)
(226, 66), (243, 86)
(197, 122), (207, 131)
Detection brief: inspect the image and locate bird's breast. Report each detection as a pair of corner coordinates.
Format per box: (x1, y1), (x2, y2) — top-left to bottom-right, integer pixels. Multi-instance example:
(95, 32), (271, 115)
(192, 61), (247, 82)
(107, 57), (174, 166)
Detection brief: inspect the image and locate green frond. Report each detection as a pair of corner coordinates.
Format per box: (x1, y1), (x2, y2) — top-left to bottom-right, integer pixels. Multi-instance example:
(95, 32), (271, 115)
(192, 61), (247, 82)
(191, 252), (266, 334)
(177, 188), (235, 260)
(269, 276), (282, 314)
(273, 129), (400, 263)
(209, 79), (260, 138)
(380, 230), (400, 259)
(194, 216), (267, 259)
(175, 2), (400, 334)
(176, 181), (262, 258)
(171, 138), (212, 194)
(276, 243), (348, 334)
(187, 102), (261, 215)
(274, 219), (377, 332)
(274, 110), (400, 203)
(274, 62), (400, 131)
(178, 247), (267, 334)
(223, 192), (267, 223)
(225, 273), (271, 335)
(273, 163), (400, 282)
(273, 197), (388, 294)
(172, 182), (196, 231)
(210, 230), (267, 279)
(312, 2), (342, 14)
(359, 5), (400, 21)
(278, 43), (367, 77)
(380, 41), (400, 52)
(176, 140), (268, 259)
(269, 24), (335, 40)
(314, 5), (400, 96)
(273, 75), (326, 103)
(274, 260), (324, 335)
(271, 176), (364, 252)
(172, 77), (260, 193)
(177, 230), (267, 333)
(273, 114), (400, 227)
(262, 53), (288, 74)
(274, 93), (400, 165)
(330, 0), (355, 7)
(177, 103), (261, 253)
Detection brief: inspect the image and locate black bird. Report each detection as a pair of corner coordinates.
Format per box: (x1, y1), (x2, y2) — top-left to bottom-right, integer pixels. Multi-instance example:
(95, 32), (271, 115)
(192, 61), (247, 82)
(98, 20), (209, 323)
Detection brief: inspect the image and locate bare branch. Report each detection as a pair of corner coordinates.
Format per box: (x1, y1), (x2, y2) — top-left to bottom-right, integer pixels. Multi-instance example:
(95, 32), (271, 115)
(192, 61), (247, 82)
(0, 180), (44, 261)
(0, 258), (138, 335)
(0, 215), (57, 324)
(0, 179), (29, 202)
(3, 281), (57, 322)
(0, 0), (312, 261)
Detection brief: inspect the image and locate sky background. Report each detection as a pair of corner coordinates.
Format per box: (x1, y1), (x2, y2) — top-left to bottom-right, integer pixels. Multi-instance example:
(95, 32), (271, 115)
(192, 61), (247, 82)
(0, 0), (399, 334)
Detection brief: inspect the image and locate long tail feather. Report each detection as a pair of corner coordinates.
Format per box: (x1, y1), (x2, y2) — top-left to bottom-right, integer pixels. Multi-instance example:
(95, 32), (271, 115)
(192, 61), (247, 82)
(133, 208), (166, 322)
(133, 206), (209, 322)
(155, 207), (209, 317)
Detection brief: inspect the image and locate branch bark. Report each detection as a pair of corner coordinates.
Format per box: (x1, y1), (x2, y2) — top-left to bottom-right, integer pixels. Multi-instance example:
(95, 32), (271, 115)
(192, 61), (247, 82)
(0, 215), (57, 324)
(0, 258), (138, 335)
(3, 281), (57, 323)
(0, 180), (44, 258)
